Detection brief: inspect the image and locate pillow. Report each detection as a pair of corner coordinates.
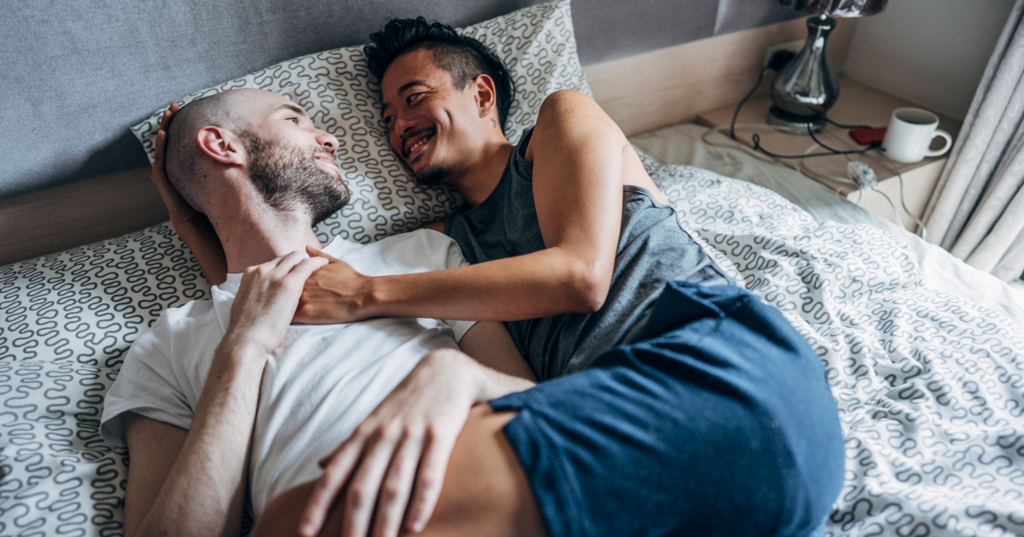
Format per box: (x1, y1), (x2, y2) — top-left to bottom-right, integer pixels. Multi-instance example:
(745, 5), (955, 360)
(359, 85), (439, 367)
(131, 0), (592, 246)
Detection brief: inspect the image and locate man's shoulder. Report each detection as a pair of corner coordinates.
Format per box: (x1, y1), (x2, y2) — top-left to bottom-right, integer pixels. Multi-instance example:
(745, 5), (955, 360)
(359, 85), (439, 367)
(137, 298), (221, 350)
(535, 89), (599, 127)
(163, 295), (220, 324)
(532, 90), (618, 140)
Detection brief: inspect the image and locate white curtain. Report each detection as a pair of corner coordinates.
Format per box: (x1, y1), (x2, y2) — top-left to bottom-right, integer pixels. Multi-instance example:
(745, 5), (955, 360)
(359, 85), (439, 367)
(921, 0), (1024, 282)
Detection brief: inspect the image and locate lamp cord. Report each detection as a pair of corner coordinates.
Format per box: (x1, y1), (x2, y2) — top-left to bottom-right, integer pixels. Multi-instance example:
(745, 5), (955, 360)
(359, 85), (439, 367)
(751, 133), (881, 159)
(730, 65), (771, 141)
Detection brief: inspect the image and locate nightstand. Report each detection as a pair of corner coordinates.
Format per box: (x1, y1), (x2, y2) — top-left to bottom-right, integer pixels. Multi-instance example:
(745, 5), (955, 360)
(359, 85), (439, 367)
(697, 77), (962, 231)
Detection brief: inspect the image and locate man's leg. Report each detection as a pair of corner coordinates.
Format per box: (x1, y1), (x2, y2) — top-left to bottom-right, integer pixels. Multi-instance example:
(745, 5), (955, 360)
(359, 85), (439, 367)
(252, 404), (548, 537)
(486, 281), (845, 537)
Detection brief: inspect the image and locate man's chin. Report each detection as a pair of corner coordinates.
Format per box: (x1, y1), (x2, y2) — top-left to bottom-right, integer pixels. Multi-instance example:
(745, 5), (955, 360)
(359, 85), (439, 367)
(413, 165), (450, 187)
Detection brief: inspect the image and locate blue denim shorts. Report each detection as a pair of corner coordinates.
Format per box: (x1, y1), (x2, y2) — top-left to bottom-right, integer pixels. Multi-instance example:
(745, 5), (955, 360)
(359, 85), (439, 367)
(490, 281), (844, 537)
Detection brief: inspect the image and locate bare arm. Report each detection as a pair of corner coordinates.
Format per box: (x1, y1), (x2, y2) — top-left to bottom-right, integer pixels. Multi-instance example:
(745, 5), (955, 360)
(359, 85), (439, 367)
(297, 90), (639, 324)
(123, 337), (261, 537)
(456, 321), (536, 381)
(122, 414), (188, 537)
(122, 252), (328, 537)
(152, 103), (229, 285)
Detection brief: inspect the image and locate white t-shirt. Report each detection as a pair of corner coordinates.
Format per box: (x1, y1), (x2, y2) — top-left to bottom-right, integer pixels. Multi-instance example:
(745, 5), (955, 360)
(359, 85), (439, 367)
(100, 230), (476, 516)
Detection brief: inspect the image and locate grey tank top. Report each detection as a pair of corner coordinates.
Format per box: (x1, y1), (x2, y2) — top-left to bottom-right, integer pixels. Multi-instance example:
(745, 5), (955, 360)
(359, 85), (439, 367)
(445, 128), (732, 380)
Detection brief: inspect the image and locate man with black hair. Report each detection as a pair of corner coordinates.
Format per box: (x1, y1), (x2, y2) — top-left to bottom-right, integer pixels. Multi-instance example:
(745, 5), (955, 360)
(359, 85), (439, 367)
(294, 16), (846, 537)
(361, 17), (516, 140)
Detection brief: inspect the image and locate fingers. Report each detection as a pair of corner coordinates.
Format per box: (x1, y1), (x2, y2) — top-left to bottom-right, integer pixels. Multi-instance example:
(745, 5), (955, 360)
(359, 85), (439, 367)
(299, 427), (420, 537)
(230, 251), (329, 354)
(152, 105), (176, 191)
(247, 251), (327, 289)
(403, 432), (456, 533)
(299, 439), (364, 537)
(307, 245), (342, 263)
(154, 103), (178, 165)
(160, 102), (179, 131)
(372, 436), (424, 537)
(340, 431), (402, 537)
(154, 130), (166, 162)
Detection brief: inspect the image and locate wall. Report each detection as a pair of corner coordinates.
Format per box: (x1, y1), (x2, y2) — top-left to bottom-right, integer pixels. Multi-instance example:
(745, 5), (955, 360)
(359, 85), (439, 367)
(842, 0), (1016, 121)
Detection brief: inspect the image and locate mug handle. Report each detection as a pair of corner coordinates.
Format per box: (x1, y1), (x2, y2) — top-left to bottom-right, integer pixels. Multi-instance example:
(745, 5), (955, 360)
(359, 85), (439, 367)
(925, 129), (953, 158)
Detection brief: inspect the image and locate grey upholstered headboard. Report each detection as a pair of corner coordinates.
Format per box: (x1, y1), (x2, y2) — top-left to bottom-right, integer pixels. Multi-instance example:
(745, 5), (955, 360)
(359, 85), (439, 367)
(0, 0), (798, 201)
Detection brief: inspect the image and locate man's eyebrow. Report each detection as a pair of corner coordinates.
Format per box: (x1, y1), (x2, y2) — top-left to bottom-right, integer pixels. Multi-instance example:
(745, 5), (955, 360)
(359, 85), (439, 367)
(275, 103), (309, 117)
(398, 80), (427, 94)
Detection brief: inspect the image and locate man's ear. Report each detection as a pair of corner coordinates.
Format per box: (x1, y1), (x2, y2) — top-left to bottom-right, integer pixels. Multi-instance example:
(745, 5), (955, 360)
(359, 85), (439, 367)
(473, 74), (498, 122)
(196, 126), (245, 165)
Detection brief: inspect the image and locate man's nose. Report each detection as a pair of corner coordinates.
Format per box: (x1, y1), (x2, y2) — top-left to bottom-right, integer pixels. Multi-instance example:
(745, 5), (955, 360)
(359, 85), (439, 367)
(395, 115), (417, 138)
(317, 130), (339, 154)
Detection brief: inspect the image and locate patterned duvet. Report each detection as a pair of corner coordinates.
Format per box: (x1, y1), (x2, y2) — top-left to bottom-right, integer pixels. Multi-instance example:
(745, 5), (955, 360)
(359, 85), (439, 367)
(2, 162), (1023, 536)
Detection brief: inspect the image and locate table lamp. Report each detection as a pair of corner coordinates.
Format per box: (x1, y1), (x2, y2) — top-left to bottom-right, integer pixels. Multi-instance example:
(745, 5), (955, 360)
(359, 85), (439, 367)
(768, 0), (888, 133)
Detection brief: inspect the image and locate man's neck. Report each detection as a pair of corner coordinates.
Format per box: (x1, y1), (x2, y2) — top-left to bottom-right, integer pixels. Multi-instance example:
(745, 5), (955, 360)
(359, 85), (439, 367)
(210, 202), (322, 275)
(445, 140), (514, 208)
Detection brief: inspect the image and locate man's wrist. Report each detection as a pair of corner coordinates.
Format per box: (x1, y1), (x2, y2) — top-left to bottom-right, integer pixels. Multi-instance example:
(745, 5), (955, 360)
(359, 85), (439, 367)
(362, 275), (389, 318)
(217, 331), (273, 365)
(454, 349), (534, 402)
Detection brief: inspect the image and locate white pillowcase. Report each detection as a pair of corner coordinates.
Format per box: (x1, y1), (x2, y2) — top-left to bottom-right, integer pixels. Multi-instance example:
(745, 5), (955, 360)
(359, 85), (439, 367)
(130, 0), (592, 245)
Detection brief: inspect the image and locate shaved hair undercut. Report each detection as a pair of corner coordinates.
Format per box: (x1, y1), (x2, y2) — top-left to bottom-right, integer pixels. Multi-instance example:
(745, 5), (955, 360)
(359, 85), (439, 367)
(364, 17), (516, 130)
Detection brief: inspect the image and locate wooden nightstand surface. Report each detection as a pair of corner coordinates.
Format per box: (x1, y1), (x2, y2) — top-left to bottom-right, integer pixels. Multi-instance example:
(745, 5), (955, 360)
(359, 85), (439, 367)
(696, 77), (962, 230)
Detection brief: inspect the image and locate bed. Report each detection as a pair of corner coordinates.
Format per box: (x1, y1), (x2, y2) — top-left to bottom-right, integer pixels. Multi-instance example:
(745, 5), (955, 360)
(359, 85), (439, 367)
(2, 1), (1024, 536)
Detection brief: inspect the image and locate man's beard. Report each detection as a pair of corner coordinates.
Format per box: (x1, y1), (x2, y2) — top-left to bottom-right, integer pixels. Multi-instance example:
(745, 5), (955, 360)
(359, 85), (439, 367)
(243, 135), (350, 225)
(413, 164), (451, 187)
(401, 126), (451, 187)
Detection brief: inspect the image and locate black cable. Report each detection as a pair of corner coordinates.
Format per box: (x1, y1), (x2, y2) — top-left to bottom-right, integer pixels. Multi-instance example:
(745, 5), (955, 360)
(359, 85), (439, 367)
(807, 125), (846, 153)
(751, 133), (881, 159)
(731, 65), (771, 140)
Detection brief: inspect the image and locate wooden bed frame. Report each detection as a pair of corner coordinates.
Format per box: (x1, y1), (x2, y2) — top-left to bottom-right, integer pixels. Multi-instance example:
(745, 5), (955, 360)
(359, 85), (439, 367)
(0, 17), (853, 266)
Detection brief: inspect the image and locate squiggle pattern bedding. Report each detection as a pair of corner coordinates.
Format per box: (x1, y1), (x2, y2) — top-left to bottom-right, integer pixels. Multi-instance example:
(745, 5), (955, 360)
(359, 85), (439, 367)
(653, 165), (1024, 537)
(2, 163), (1022, 536)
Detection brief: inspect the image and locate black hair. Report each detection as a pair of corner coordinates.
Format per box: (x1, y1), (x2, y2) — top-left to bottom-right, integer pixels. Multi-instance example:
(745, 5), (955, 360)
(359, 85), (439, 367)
(364, 17), (516, 129)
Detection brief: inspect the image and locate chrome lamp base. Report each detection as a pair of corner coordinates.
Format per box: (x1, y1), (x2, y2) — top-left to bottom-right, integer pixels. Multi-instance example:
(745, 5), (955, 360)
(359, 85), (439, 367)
(766, 105), (826, 134)
(768, 14), (839, 135)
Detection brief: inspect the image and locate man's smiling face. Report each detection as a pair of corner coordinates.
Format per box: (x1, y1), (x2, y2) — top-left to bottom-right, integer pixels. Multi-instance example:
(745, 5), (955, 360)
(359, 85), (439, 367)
(380, 48), (483, 186)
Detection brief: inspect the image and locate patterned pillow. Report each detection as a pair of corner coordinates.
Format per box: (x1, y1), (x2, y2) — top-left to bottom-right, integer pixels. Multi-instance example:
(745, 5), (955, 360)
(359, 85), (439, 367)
(131, 0), (591, 245)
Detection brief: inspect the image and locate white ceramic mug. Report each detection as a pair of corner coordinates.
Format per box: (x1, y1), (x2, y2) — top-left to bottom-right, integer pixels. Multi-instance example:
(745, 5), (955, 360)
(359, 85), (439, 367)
(882, 108), (953, 163)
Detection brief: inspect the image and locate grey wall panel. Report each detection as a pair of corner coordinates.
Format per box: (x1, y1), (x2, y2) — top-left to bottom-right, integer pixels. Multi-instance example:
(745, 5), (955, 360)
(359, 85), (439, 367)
(573, 0), (718, 64)
(0, 0), (798, 200)
(714, 0), (802, 35)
